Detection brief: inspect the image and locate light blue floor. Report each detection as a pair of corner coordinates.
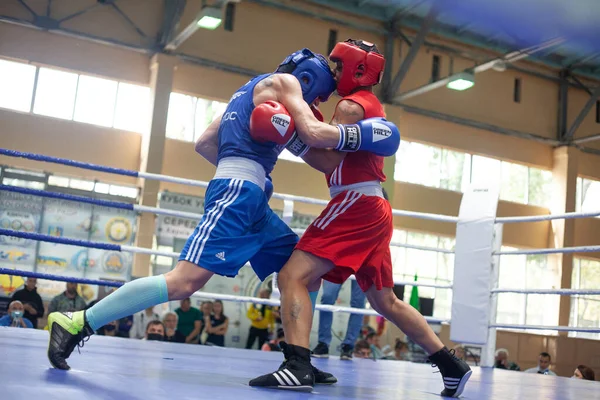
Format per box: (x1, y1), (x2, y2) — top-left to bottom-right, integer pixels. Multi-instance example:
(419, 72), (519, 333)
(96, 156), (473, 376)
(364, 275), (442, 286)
(2, 327), (598, 399)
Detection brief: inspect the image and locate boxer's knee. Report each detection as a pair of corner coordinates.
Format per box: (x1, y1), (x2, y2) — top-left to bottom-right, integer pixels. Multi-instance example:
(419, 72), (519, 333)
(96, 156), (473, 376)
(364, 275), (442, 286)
(165, 260), (213, 299)
(278, 250), (333, 291)
(365, 286), (396, 315)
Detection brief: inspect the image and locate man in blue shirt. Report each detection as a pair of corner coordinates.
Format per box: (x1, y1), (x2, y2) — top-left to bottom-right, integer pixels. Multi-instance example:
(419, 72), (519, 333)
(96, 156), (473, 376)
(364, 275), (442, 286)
(0, 300), (34, 328)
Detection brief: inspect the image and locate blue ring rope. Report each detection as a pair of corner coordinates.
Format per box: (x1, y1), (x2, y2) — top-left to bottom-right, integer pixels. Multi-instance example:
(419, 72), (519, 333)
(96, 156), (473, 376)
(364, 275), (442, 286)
(0, 184), (134, 211)
(0, 268), (124, 288)
(0, 229), (121, 251)
(0, 148), (138, 177)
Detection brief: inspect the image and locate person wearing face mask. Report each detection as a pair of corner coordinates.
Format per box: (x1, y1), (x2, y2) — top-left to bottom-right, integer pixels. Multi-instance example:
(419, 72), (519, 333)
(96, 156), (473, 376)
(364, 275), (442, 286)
(0, 300), (34, 328)
(572, 365), (596, 381)
(145, 320), (165, 342)
(96, 320), (118, 336)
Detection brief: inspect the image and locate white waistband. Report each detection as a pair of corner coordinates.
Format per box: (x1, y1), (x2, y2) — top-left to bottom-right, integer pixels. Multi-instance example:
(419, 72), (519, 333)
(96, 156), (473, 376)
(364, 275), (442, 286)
(214, 157), (266, 190)
(329, 181), (384, 199)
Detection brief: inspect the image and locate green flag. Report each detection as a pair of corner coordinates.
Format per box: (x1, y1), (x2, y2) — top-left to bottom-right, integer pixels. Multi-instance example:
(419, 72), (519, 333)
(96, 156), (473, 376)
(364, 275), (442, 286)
(409, 273), (420, 311)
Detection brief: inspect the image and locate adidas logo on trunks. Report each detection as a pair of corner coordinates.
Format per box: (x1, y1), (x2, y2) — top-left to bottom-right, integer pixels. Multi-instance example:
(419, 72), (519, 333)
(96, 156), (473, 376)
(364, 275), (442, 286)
(215, 252), (226, 261)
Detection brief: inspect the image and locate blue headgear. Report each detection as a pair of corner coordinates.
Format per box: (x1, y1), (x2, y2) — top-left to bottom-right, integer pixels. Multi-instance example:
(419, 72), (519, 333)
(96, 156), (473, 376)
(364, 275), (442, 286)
(276, 48), (336, 104)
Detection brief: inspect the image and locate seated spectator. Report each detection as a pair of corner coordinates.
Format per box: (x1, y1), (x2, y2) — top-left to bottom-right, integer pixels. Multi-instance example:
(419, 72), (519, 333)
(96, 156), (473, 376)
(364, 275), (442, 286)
(494, 348), (521, 371)
(97, 320), (118, 336)
(163, 311), (186, 343)
(354, 339), (372, 359)
(11, 278), (44, 328)
(524, 352), (556, 375)
(199, 301), (213, 343)
(130, 306), (160, 339)
(366, 332), (384, 359)
(572, 365), (596, 381)
(262, 328), (285, 352)
(145, 320), (165, 341)
(175, 298), (202, 344)
(394, 338), (410, 361)
(0, 300), (33, 328)
(205, 300), (228, 347)
(48, 282), (87, 313)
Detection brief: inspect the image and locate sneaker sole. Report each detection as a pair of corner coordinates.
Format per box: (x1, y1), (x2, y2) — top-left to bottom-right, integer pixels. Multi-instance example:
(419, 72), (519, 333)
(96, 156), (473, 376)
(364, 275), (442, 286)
(452, 370), (472, 398)
(340, 356), (352, 361)
(260, 385), (313, 392)
(311, 354), (329, 358)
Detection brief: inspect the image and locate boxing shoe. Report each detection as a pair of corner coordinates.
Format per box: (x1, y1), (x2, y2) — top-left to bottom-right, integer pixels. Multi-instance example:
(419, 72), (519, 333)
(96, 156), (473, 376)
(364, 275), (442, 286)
(47, 310), (94, 370)
(428, 347), (472, 398)
(250, 343), (314, 392)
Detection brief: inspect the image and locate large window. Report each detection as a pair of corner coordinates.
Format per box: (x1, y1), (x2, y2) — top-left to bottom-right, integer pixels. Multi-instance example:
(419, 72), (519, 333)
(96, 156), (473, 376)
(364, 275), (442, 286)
(570, 258), (600, 340)
(0, 59), (37, 112)
(496, 251), (558, 334)
(166, 92), (227, 142)
(0, 58), (151, 134)
(395, 140), (552, 207)
(576, 177), (600, 214)
(390, 229), (455, 320)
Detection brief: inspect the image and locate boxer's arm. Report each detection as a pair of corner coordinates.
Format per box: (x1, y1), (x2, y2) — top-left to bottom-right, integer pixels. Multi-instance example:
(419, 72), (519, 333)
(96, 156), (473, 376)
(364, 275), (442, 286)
(298, 101), (363, 174)
(195, 113), (223, 166)
(275, 75), (341, 149)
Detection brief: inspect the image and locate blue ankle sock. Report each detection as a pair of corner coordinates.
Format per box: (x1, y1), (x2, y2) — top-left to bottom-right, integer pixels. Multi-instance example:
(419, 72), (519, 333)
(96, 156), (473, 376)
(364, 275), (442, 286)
(86, 275), (168, 332)
(309, 291), (319, 314)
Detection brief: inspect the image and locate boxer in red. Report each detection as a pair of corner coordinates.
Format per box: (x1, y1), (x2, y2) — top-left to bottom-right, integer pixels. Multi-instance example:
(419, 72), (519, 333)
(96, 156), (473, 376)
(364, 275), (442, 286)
(249, 39), (471, 397)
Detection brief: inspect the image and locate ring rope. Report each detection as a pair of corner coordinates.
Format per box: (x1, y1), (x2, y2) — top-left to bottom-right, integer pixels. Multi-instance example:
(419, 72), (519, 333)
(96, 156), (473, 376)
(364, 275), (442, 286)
(496, 209), (600, 223)
(0, 232), (452, 289)
(0, 184), (204, 221)
(490, 323), (600, 333)
(495, 245), (600, 256)
(492, 288), (600, 295)
(0, 268), (448, 323)
(0, 148), (458, 222)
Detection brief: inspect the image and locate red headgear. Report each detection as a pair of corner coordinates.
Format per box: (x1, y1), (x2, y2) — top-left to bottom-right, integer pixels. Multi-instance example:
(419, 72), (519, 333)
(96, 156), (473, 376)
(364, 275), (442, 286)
(329, 39), (385, 97)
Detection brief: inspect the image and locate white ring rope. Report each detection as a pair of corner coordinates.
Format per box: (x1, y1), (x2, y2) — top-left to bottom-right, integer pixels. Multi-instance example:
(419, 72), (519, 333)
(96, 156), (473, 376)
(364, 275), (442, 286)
(495, 245), (600, 256)
(492, 288), (600, 295)
(496, 209), (600, 223)
(490, 323), (600, 333)
(191, 291), (449, 324)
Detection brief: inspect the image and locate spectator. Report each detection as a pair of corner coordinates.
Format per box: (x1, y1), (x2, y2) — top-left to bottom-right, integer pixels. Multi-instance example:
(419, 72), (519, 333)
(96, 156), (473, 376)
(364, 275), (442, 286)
(199, 301), (213, 343)
(353, 339), (372, 359)
(366, 332), (384, 359)
(129, 306), (160, 339)
(524, 352), (556, 376)
(48, 282), (86, 314)
(262, 328), (285, 352)
(10, 278), (44, 328)
(572, 365), (596, 381)
(494, 348), (521, 371)
(145, 320), (165, 341)
(163, 311), (186, 343)
(246, 289), (275, 349)
(0, 300), (33, 328)
(312, 280), (366, 360)
(394, 338), (410, 361)
(205, 300), (228, 347)
(175, 298), (202, 344)
(97, 320), (118, 336)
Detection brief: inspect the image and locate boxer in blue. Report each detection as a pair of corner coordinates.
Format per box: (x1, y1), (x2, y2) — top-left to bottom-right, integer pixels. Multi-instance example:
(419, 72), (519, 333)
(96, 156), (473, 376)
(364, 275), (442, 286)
(46, 48), (399, 383)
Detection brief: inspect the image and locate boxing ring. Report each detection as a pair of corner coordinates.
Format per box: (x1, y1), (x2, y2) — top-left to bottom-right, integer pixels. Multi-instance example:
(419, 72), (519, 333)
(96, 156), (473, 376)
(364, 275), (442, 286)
(1, 148), (600, 400)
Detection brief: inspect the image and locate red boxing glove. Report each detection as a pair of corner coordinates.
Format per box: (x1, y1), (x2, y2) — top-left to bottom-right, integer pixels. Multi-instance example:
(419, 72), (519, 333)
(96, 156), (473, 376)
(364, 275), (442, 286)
(250, 101), (296, 145)
(311, 105), (324, 122)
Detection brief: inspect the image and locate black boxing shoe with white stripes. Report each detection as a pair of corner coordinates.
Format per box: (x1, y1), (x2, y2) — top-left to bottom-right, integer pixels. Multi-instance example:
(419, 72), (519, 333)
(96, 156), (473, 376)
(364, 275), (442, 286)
(249, 344), (314, 392)
(277, 342), (337, 385)
(428, 347), (472, 398)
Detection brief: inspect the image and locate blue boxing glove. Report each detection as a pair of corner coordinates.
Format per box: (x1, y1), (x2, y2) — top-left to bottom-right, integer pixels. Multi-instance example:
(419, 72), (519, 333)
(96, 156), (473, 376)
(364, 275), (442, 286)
(336, 117), (400, 157)
(264, 175), (273, 201)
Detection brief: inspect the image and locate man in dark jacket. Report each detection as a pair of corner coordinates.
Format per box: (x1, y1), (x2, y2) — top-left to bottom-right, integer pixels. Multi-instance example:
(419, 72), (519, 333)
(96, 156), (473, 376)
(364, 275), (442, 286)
(11, 278), (44, 328)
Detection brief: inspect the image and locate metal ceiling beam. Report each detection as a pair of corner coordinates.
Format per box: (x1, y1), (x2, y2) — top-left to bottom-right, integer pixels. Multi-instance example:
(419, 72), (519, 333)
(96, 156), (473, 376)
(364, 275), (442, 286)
(578, 146), (600, 157)
(398, 104), (561, 146)
(381, 21), (395, 101)
(387, 6), (439, 98)
(166, 1), (229, 51)
(573, 133), (600, 145)
(394, 37), (564, 102)
(158, 0), (186, 49)
(110, 2), (148, 39)
(564, 86), (600, 141)
(567, 73), (593, 96)
(557, 70), (569, 141)
(17, 0), (37, 17)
